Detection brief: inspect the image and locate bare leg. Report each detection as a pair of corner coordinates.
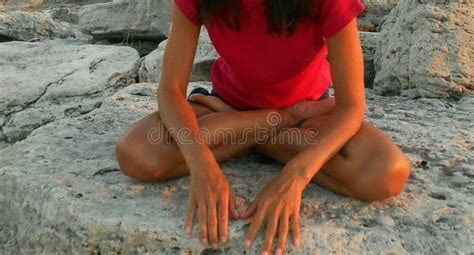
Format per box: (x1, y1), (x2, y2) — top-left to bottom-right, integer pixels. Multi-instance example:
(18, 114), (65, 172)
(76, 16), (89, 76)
(177, 95), (411, 202)
(116, 97), (410, 201)
(255, 116), (411, 201)
(115, 102), (296, 181)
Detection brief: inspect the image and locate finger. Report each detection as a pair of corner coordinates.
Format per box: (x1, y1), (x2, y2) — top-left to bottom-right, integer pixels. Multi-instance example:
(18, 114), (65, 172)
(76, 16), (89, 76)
(245, 208), (265, 248)
(188, 93), (205, 102)
(240, 198), (259, 219)
(198, 203), (208, 246)
(290, 214), (301, 247)
(275, 214), (289, 255)
(185, 201), (196, 235)
(229, 189), (239, 219)
(262, 215), (279, 255)
(217, 194), (229, 244)
(207, 201), (219, 248)
(242, 217), (252, 225)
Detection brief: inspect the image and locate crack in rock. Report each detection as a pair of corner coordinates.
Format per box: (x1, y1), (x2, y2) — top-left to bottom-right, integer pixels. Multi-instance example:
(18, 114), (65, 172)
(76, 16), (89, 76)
(92, 167), (121, 176)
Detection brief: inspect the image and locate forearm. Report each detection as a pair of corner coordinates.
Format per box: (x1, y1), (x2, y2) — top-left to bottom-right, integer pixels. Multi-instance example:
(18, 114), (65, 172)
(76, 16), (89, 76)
(281, 104), (365, 184)
(158, 86), (216, 169)
(157, 86), (297, 171)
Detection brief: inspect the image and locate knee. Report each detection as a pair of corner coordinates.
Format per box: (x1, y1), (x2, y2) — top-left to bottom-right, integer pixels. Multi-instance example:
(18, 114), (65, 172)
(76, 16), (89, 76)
(380, 155), (411, 199)
(351, 154), (411, 202)
(115, 135), (168, 181)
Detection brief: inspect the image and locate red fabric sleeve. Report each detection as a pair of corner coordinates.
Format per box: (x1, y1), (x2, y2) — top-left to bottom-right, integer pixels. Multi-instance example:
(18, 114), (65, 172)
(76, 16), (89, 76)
(317, 0), (365, 38)
(174, 0), (202, 26)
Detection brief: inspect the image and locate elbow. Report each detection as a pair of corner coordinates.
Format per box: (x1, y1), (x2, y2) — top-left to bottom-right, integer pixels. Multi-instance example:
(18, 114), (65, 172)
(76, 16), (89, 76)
(156, 85), (182, 107)
(335, 102), (366, 128)
(156, 84), (168, 102)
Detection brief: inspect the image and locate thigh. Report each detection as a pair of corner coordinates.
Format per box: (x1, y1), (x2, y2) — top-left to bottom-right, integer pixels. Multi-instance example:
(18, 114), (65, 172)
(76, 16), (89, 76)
(119, 102), (215, 151)
(320, 121), (407, 182)
(257, 116), (410, 200)
(115, 102), (216, 179)
(314, 121), (410, 201)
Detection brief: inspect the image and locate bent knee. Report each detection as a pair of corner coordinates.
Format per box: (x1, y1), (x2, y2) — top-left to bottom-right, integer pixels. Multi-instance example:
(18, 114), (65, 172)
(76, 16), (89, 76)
(351, 154), (411, 202)
(115, 135), (168, 181)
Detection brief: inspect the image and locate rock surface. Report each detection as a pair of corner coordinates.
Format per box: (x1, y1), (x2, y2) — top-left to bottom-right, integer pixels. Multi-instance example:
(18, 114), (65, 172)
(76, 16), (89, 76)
(360, 32), (379, 88)
(358, 0), (398, 32)
(1, 1), (473, 253)
(3, 0), (111, 7)
(374, 0), (473, 98)
(138, 27), (219, 83)
(78, 0), (171, 55)
(0, 41), (140, 142)
(1, 82), (473, 254)
(0, 8), (76, 41)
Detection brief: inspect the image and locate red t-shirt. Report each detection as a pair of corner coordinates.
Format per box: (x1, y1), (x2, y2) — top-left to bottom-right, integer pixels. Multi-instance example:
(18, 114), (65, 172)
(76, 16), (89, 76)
(175, 0), (365, 110)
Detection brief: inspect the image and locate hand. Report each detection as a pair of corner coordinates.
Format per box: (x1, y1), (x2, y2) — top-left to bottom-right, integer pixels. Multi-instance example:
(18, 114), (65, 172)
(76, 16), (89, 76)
(185, 161), (239, 248)
(239, 172), (308, 255)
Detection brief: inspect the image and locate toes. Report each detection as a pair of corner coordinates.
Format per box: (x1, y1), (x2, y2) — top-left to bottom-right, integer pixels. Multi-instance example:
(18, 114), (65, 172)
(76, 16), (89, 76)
(188, 93), (206, 102)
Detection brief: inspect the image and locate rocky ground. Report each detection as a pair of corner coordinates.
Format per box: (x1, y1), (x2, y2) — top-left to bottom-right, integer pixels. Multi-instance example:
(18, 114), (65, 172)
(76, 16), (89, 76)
(1, 82), (472, 254)
(0, 0), (473, 254)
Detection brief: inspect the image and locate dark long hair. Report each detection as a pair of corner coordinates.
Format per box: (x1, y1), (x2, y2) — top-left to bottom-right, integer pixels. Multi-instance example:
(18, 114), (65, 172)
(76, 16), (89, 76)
(198, 0), (318, 36)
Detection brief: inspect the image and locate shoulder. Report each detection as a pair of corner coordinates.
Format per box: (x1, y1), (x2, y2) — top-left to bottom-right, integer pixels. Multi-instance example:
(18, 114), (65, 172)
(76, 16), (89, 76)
(316, 0), (365, 38)
(174, 0), (203, 26)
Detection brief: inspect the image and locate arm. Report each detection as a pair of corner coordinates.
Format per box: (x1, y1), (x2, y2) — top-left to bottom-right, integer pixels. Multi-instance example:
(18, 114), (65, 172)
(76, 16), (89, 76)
(157, 2), (238, 247)
(281, 18), (366, 182)
(240, 19), (366, 254)
(157, 2), (213, 168)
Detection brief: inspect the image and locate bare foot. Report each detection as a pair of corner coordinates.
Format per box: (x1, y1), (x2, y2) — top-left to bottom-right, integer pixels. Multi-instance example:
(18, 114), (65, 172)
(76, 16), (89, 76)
(189, 93), (336, 125)
(188, 93), (237, 112)
(280, 97), (335, 123)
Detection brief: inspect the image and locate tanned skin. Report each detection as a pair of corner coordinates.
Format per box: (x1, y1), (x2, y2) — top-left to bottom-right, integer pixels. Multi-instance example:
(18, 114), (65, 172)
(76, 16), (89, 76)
(115, 2), (411, 254)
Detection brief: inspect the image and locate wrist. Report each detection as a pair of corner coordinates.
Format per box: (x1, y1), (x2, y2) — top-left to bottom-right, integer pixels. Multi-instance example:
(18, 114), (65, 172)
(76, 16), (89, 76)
(184, 145), (218, 171)
(279, 165), (313, 188)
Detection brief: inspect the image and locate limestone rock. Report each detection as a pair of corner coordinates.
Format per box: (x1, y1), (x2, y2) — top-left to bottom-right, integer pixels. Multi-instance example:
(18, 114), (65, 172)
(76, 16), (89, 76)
(374, 0), (473, 98)
(4, 0), (111, 7)
(2, 0), (43, 8)
(360, 32), (379, 88)
(0, 83), (473, 253)
(358, 0), (398, 31)
(138, 27), (219, 83)
(0, 41), (140, 142)
(43, 0), (111, 5)
(78, 0), (171, 55)
(0, 9), (76, 41)
(47, 5), (81, 24)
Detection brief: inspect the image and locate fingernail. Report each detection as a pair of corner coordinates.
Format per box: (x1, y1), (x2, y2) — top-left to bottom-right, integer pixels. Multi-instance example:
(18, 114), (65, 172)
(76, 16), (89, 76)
(261, 252), (268, 255)
(185, 227), (191, 235)
(212, 243), (218, 249)
(220, 235), (227, 243)
(295, 238), (301, 247)
(275, 248), (283, 255)
(201, 238), (208, 245)
(245, 239), (252, 248)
